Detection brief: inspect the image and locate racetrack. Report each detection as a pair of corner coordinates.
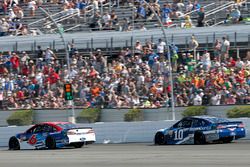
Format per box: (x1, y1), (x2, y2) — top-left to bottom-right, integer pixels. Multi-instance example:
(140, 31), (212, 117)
(0, 141), (250, 167)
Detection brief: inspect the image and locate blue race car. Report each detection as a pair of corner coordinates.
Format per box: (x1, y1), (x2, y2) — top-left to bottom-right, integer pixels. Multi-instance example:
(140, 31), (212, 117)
(9, 122), (96, 150)
(154, 116), (246, 145)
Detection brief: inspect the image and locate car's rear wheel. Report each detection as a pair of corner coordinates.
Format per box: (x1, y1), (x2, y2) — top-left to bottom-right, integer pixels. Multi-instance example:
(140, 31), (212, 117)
(9, 136), (20, 150)
(45, 136), (56, 149)
(222, 137), (234, 143)
(194, 132), (206, 145)
(154, 132), (166, 145)
(72, 142), (84, 148)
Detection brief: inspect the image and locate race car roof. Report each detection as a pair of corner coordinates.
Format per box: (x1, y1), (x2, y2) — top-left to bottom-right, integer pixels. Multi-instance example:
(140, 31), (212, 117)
(190, 115), (229, 123)
(39, 122), (72, 125)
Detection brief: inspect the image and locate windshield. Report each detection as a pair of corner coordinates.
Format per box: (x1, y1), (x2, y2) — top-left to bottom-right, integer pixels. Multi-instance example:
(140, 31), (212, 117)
(57, 123), (77, 130)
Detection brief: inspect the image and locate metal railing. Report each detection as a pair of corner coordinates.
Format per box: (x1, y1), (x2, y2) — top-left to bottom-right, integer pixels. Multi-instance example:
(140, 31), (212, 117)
(183, 2), (216, 17)
(2, 30), (249, 55)
(205, 1), (235, 17)
(208, 0), (248, 26)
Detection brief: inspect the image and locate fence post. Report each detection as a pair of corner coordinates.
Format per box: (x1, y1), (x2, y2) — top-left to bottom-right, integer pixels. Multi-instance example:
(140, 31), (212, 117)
(53, 40), (55, 50)
(171, 34), (174, 43)
(31, 43), (34, 52)
(110, 37), (113, 57)
(206, 36), (209, 48)
(131, 36), (134, 49)
(185, 36), (188, 50)
(87, 41), (89, 52)
(151, 35), (154, 43)
(234, 32), (237, 48)
(15, 42), (18, 51)
(33, 40), (36, 52)
(91, 38), (93, 52)
(125, 40), (128, 48)
(213, 32), (215, 43)
(106, 40), (109, 53)
(248, 34), (250, 49)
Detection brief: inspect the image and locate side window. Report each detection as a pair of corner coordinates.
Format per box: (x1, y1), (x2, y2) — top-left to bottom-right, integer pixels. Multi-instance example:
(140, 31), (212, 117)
(192, 119), (208, 127)
(33, 125), (44, 133)
(43, 125), (56, 133)
(26, 126), (37, 133)
(181, 119), (192, 128)
(173, 119), (192, 128)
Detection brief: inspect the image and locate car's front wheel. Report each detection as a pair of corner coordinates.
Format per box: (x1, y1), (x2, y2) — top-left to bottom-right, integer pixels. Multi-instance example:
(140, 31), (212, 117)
(45, 136), (56, 149)
(9, 136), (20, 150)
(194, 132), (206, 145)
(154, 132), (166, 145)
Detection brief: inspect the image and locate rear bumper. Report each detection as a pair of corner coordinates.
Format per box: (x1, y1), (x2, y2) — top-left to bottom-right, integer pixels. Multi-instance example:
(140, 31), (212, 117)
(67, 134), (96, 144)
(218, 128), (246, 139)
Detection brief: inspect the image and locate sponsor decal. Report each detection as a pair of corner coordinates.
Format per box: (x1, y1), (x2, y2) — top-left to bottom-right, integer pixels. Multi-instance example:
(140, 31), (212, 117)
(28, 134), (37, 145)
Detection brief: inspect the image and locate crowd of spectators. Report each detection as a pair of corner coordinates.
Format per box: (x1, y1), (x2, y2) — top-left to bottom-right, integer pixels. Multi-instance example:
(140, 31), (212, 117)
(1, 0), (247, 35)
(0, 35), (249, 110)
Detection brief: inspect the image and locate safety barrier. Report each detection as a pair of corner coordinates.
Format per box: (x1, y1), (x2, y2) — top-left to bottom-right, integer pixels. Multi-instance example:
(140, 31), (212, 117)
(0, 118), (249, 147)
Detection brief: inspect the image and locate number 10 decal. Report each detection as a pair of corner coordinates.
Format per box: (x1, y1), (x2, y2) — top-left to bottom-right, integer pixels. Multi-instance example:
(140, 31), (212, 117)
(174, 130), (183, 140)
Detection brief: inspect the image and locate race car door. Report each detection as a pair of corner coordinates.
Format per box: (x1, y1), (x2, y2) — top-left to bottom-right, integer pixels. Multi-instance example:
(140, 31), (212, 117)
(25, 124), (46, 147)
(169, 118), (193, 144)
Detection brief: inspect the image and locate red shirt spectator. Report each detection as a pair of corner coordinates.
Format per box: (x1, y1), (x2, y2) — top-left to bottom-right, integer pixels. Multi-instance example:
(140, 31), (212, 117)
(17, 90), (25, 100)
(10, 53), (20, 69)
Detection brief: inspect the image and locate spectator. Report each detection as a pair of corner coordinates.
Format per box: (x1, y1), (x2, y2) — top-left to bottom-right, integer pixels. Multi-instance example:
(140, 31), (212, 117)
(220, 37), (230, 62)
(197, 7), (205, 27)
(230, 6), (241, 23)
(27, 0), (37, 17)
(102, 12), (111, 27)
(90, 11), (102, 30)
(183, 15), (193, 28)
(156, 38), (166, 55)
(161, 3), (172, 26)
(110, 10), (118, 25)
(189, 35), (199, 60)
(200, 49), (211, 71)
(185, 0), (193, 12)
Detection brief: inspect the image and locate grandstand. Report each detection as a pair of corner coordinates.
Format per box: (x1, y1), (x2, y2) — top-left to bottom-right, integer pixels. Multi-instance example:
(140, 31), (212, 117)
(0, 0), (249, 110)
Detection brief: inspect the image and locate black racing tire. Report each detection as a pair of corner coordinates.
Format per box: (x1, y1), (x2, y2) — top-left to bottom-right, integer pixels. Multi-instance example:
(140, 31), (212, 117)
(9, 136), (20, 150)
(45, 136), (56, 149)
(222, 137), (234, 143)
(194, 132), (206, 145)
(72, 142), (84, 148)
(154, 132), (166, 145)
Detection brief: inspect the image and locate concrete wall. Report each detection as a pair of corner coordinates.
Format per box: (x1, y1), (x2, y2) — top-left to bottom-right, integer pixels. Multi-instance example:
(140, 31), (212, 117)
(0, 118), (249, 147)
(0, 105), (249, 126)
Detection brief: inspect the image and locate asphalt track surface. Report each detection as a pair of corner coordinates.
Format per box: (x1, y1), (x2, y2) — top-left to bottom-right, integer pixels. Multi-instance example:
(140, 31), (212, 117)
(0, 141), (250, 167)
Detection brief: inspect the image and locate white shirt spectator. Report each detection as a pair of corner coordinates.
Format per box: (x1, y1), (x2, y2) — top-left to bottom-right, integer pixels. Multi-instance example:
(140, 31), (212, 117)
(28, 0), (36, 10)
(35, 72), (44, 86)
(235, 59), (244, 69)
(93, 0), (99, 11)
(102, 13), (111, 24)
(45, 48), (54, 61)
(157, 40), (166, 54)
(186, 2), (193, 12)
(193, 94), (202, 105)
(211, 94), (221, 105)
(221, 39), (230, 53)
(8, 9), (16, 20)
(137, 74), (145, 87)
